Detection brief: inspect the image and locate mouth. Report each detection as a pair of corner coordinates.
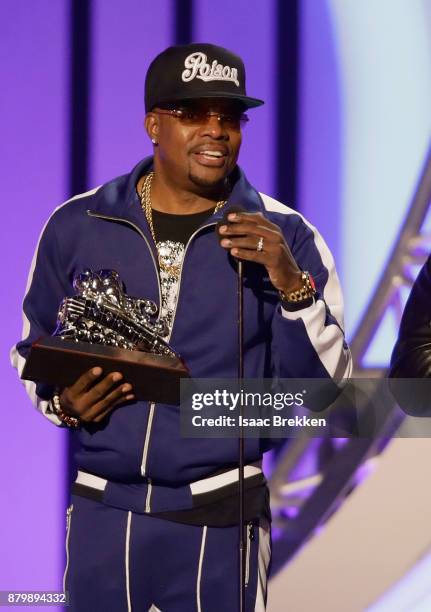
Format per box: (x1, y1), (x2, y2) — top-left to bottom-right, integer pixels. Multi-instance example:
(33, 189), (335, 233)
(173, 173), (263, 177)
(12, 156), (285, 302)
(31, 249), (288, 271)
(191, 147), (228, 168)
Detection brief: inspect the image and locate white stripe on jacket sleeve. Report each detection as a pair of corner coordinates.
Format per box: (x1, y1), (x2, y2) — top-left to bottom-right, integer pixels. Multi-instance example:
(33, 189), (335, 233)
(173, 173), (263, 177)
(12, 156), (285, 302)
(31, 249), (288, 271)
(10, 186), (101, 425)
(260, 192), (352, 379)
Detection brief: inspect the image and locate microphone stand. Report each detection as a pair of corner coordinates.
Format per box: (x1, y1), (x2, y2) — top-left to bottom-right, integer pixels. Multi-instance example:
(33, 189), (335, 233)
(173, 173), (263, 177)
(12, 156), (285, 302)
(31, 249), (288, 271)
(237, 259), (245, 612)
(217, 206), (247, 611)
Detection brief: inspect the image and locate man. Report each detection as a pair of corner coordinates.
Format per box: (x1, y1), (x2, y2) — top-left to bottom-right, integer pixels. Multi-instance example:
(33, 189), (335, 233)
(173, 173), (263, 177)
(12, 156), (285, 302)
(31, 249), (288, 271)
(11, 43), (351, 611)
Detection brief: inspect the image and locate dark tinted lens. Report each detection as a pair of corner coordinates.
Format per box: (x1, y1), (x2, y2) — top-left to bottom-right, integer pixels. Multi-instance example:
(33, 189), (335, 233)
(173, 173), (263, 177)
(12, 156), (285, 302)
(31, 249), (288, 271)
(175, 108), (249, 129)
(218, 113), (249, 130)
(176, 109), (206, 123)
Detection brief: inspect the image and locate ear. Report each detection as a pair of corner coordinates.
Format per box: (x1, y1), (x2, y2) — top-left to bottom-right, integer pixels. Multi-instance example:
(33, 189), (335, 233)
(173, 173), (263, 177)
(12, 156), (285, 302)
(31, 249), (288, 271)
(145, 113), (159, 144)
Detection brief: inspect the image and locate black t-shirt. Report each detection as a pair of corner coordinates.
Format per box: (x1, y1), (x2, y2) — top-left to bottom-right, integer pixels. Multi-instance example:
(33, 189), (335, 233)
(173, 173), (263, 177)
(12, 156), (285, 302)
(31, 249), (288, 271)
(151, 207), (215, 244)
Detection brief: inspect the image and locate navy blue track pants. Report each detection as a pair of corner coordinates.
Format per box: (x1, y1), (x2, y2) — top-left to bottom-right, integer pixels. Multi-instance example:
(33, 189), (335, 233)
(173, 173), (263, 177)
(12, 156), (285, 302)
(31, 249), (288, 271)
(64, 495), (271, 611)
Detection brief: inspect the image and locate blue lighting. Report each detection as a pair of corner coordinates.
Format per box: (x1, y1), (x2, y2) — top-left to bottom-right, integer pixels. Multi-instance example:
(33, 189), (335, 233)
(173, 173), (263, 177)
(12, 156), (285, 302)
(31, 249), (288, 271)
(328, 0), (431, 364)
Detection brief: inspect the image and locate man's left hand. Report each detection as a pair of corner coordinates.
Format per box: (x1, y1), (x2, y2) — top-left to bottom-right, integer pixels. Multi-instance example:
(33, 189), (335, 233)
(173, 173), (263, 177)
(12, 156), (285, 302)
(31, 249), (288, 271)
(218, 211), (303, 293)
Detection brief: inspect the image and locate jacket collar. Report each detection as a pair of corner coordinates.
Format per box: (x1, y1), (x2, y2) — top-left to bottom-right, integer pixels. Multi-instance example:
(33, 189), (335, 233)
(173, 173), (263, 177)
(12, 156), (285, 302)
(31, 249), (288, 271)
(87, 156), (265, 229)
(212, 165), (263, 223)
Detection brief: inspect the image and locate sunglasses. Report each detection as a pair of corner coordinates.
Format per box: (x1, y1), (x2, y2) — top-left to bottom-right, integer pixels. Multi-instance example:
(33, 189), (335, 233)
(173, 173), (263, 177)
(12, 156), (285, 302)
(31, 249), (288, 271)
(154, 107), (249, 130)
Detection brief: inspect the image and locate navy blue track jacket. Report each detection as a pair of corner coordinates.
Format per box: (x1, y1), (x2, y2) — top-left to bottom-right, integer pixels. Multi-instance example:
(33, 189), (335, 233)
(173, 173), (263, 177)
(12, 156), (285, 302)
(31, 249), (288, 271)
(11, 157), (352, 513)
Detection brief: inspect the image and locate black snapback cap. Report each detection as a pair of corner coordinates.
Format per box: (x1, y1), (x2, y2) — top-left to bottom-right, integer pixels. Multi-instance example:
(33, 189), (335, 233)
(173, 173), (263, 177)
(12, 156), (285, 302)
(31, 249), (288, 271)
(145, 43), (264, 112)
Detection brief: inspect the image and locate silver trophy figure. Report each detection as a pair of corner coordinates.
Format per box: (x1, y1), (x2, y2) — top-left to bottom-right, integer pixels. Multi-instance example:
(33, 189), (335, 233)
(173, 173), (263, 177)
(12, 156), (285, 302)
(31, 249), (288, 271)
(54, 269), (177, 358)
(23, 267), (188, 405)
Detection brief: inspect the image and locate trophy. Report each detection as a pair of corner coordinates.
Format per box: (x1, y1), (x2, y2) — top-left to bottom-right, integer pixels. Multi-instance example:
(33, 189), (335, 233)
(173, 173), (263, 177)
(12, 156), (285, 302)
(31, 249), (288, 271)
(22, 269), (189, 405)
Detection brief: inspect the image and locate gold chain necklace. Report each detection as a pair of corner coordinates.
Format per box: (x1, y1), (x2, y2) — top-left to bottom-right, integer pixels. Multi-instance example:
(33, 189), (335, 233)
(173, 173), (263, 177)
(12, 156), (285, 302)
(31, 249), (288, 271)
(140, 172), (227, 278)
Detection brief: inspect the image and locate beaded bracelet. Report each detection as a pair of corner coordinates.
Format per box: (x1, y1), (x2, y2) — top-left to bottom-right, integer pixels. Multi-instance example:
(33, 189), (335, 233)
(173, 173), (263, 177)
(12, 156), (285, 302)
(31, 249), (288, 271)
(50, 393), (81, 428)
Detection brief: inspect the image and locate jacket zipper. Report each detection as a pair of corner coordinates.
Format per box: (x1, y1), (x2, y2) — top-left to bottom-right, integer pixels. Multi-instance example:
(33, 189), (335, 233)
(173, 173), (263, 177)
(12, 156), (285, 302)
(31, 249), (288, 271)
(245, 521), (254, 587)
(87, 211), (217, 511)
(141, 401), (155, 476)
(86, 211), (162, 307)
(142, 401), (154, 511)
(87, 211), (161, 505)
(140, 221), (218, 508)
(168, 222), (216, 339)
(139, 222), (217, 509)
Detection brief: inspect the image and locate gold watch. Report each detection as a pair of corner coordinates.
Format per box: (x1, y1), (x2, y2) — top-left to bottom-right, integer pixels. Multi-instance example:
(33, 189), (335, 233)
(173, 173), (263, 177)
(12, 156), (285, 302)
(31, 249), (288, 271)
(279, 271), (316, 304)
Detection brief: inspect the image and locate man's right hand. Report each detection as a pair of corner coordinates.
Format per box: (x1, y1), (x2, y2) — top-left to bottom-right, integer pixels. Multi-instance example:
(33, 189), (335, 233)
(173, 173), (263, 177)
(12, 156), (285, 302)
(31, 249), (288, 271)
(59, 367), (134, 423)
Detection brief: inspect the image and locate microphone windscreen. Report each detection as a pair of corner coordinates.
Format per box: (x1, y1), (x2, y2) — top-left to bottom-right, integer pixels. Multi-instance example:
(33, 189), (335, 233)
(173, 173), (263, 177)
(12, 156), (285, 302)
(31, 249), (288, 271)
(216, 205), (247, 243)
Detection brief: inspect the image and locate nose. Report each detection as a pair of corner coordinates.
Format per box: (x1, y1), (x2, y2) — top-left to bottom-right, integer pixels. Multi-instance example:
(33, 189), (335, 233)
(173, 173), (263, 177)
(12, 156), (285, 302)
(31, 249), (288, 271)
(199, 114), (228, 139)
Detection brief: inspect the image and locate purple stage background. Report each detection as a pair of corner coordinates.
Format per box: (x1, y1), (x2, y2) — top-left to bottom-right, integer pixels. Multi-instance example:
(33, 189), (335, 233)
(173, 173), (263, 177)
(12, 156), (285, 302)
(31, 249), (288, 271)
(1, 0), (69, 598)
(89, 0), (171, 186)
(2, 0), (430, 607)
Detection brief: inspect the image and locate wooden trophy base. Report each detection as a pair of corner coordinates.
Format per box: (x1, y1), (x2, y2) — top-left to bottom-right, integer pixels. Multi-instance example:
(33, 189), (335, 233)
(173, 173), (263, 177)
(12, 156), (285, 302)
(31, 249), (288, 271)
(22, 336), (189, 405)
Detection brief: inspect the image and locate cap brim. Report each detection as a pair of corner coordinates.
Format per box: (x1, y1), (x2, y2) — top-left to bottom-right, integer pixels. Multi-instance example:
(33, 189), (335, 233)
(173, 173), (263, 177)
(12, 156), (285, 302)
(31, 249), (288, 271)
(153, 92), (264, 110)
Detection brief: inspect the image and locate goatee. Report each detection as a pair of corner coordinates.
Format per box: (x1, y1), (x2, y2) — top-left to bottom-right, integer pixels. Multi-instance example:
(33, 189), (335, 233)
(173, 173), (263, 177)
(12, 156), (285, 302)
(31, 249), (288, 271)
(188, 171), (230, 199)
